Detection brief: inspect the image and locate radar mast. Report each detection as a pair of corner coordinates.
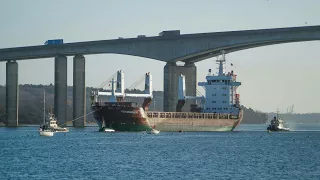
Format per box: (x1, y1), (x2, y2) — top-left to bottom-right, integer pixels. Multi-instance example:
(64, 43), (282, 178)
(216, 50), (226, 76)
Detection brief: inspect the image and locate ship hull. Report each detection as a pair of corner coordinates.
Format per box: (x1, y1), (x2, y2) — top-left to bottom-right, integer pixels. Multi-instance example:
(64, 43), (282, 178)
(149, 121), (236, 131)
(267, 126), (290, 132)
(147, 110), (243, 132)
(92, 102), (243, 132)
(92, 102), (152, 132)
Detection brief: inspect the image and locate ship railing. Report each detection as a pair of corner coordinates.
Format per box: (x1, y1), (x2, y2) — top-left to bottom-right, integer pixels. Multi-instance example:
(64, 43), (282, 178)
(146, 111), (238, 120)
(93, 102), (134, 107)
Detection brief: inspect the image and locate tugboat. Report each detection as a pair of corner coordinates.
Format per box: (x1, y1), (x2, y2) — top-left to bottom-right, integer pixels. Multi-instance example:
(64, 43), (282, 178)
(46, 112), (69, 132)
(267, 110), (290, 132)
(39, 112), (69, 133)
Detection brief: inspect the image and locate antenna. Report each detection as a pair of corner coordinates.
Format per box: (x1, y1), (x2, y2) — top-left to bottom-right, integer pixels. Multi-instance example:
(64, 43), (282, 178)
(291, 104), (294, 114)
(216, 51), (226, 63)
(42, 89), (46, 126)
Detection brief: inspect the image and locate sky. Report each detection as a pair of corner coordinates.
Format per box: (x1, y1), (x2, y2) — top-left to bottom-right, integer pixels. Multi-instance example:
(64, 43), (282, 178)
(0, 0), (320, 113)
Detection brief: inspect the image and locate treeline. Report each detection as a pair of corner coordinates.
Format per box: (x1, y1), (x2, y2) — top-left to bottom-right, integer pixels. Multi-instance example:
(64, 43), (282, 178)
(267, 113), (320, 124)
(0, 84), (268, 124)
(242, 107), (268, 124)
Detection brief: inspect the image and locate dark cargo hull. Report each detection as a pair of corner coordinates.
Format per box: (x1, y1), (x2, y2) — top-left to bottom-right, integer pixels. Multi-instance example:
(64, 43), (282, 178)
(92, 102), (152, 132)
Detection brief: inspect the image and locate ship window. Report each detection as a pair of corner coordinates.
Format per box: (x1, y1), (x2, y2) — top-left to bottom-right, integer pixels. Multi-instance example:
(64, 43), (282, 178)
(222, 94), (227, 96)
(212, 101), (216, 103)
(212, 94), (216, 96)
(222, 87), (227, 90)
(222, 101), (227, 103)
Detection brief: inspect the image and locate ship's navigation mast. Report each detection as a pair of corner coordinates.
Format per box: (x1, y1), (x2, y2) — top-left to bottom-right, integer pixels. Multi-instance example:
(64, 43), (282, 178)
(276, 108), (280, 120)
(43, 89), (46, 126)
(216, 50), (226, 76)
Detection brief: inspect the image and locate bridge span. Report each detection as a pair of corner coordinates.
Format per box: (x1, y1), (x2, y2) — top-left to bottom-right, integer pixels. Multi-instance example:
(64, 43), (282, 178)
(1, 25), (320, 126)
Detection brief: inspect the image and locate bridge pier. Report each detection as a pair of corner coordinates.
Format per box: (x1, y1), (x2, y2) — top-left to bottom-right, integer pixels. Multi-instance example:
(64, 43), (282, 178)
(163, 62), (197, 112)
(54, 55), (68, 126)
(6, 60), (19, 127)
(73, 55), (86, 127)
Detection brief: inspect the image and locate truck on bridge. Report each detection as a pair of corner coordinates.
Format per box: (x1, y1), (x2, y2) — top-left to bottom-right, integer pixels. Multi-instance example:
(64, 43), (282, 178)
(44, 39), (63, 45)
(159, 30), (180, 36)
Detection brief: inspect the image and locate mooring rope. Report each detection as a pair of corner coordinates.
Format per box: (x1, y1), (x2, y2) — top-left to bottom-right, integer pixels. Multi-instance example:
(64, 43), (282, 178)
(58, 107), (102, 127)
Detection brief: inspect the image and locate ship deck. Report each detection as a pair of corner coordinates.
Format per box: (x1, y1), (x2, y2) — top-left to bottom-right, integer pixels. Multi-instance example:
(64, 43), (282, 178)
(146, 111), (240, 120)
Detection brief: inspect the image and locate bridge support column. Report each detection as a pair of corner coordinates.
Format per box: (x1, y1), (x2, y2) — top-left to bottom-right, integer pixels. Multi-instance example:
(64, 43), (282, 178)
(54, 55), (68, 126)
(6, 60), (19, 127)
(73, 55), (86, 127)
(163, 62), (197, 112)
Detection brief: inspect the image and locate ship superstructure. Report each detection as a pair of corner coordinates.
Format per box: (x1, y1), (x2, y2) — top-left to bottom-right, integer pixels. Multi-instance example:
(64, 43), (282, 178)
(188, 51), (242, 114)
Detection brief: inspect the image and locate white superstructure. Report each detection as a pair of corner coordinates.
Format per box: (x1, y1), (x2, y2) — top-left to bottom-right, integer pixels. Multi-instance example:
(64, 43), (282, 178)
(178, 51), (242, 114)
(92, 71), (153, 103)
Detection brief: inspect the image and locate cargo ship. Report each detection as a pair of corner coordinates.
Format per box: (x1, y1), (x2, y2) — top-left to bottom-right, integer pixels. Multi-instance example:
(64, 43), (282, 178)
(91, 51), (243, 132)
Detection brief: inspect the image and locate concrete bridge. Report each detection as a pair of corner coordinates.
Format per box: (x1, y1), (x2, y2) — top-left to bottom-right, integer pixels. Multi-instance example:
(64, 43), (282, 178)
(1, 25), (320, 126)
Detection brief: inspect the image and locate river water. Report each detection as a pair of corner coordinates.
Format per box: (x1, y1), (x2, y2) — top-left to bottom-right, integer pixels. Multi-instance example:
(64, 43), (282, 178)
(0, 124), (319, 180)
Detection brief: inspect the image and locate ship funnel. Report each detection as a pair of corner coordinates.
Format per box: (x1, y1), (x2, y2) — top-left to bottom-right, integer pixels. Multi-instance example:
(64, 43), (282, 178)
(178, 74), (186, 100)
(116, 70), (125, 95)
(144, 72), (153, 97)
